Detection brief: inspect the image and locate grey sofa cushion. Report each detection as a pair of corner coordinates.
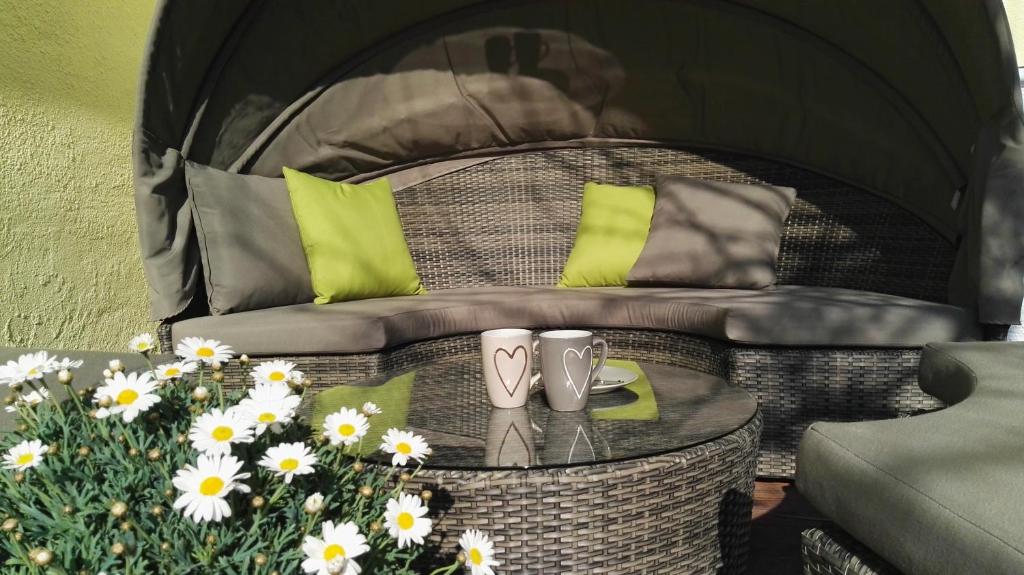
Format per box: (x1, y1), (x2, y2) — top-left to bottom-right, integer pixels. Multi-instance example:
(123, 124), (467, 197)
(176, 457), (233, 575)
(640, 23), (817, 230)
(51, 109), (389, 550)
(628, 176), (796, 288)
(186, 162), (314, 314)
(170, 286), (977, 355)
(797, 342), (1024, 575)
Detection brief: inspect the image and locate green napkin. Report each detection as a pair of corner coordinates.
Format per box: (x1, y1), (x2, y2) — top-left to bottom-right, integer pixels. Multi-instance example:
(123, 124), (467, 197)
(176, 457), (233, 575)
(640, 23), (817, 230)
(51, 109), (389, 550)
(591, 360), (659, 421)
(310, 371), (415, 455)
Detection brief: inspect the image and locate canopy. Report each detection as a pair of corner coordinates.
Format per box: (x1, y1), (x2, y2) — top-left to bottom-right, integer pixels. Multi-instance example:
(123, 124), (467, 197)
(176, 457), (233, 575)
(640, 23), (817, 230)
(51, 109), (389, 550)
(133, 0), (1024, 324)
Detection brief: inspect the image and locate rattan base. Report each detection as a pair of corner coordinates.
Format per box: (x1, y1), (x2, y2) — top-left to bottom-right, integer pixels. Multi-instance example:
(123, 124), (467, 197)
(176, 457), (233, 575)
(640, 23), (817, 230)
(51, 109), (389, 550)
(802, 527), (900, 575)
(385, 411), (761, 575)
(158, 325), (939, 479)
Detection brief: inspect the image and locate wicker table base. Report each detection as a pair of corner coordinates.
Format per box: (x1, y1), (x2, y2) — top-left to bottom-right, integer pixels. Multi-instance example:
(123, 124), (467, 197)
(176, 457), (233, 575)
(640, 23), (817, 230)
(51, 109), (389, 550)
(389, 412), (762, 574)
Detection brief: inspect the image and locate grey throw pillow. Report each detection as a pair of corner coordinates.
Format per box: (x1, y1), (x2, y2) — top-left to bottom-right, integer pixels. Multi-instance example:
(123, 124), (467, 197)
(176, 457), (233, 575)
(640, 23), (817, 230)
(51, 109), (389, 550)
(628, 175), (796, 289)
(185, 162), (314, 314)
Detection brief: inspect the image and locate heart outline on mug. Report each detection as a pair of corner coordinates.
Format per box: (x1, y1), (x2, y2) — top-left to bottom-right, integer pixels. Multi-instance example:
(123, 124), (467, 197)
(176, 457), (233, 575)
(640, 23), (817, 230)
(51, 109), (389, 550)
(493, 345), (528, 398)
(562, 346), (593, 399)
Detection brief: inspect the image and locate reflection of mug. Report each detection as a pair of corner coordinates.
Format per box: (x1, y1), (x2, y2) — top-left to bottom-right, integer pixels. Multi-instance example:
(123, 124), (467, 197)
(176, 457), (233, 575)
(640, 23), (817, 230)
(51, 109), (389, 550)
(538, 330), (609, 411)
(480, 329), (540, 408)
(540, 410), (607, 465)
(485, 407), (535, 467)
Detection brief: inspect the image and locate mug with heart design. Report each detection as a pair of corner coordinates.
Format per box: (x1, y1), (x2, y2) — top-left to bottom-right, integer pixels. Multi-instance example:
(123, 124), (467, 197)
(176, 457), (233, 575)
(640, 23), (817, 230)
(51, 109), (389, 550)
(480, 329), (541, 408)
(538, 330), (609, 411)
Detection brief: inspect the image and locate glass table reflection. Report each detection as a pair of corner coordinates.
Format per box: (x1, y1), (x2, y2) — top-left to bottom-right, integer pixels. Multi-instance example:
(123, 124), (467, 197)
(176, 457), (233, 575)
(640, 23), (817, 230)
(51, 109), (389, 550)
(310, 357), (756, 470)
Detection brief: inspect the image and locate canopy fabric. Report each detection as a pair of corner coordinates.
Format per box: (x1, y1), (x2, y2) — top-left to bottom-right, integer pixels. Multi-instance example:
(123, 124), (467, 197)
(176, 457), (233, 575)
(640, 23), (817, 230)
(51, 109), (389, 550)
(134, 0), (1024, 324)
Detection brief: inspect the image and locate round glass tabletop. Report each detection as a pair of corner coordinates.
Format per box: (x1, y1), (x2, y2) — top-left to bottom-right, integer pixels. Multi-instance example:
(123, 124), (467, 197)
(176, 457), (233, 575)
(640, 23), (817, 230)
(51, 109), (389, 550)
(311, 357), (756, 471)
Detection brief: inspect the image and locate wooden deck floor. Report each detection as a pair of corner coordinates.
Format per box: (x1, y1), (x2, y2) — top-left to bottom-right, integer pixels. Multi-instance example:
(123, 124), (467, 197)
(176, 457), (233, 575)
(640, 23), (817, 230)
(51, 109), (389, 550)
(748, 479), (830, 574)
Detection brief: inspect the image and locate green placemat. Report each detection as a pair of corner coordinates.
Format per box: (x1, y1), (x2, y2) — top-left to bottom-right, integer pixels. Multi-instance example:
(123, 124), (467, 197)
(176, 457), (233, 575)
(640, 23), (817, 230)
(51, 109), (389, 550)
(310, 371), (415, 455)
(591, 359), (659, 421)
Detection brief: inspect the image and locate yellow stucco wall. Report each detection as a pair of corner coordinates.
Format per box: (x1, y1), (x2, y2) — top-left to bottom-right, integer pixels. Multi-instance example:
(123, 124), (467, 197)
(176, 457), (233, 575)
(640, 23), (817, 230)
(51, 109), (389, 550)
(0, 1), (156, 350)
(1008, 0), (1024, 64)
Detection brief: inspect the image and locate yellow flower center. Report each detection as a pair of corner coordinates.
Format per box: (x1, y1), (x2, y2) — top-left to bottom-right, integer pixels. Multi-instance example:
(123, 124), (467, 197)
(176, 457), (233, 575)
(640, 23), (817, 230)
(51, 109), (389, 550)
(211, 426), (234, 442)
(136, 342), (148, 350)
(324, 544), (346, 560)
(397, 511), (415, 530)
(338, 423), (356, 437)
(396, 442), (412, 455)
(279, 458), (299, 472)
(116, 389), (139, 405)
(15, 453), (34, 466)
(470, 548), (483, 565)
(199, 476), (224, 496)
(258, 412), (277, 423)
(165, 368), (180, 377)
(196, 347), (215, 358)
(27, 369), (40, 378)
(269, 371), (286, 382)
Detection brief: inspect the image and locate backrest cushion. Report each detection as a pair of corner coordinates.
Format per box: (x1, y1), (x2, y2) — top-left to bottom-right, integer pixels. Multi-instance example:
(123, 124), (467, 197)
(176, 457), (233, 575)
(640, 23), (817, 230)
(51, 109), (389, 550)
(283, 168), (427, 304)
(627, 175), (796, 288)
(186, 162), (313, 314)
(558, 182), (655, 288)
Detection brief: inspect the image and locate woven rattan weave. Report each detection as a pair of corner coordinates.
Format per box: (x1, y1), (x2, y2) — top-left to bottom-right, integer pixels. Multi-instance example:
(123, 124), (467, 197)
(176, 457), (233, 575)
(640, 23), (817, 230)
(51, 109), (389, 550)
(161, 146), (955, 478)
(399, 413), (761, 575)
(801, 527), (900, 575)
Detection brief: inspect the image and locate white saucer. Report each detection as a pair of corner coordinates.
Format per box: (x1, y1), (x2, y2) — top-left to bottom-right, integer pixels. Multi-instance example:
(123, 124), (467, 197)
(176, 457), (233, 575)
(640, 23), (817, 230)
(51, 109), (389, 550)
(591, 366), (639, 395)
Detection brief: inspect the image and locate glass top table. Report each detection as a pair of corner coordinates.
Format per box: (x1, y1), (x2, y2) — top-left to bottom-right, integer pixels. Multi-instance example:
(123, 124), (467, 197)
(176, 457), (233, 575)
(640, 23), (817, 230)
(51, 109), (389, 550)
(312, 354), (761, 573)
(315, 357), (757, 470)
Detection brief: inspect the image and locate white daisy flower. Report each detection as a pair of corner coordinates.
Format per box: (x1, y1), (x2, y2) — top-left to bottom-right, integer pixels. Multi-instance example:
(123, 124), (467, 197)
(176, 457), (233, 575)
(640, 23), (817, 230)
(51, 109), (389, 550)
(4, 389), (50, 413)
(361, 402), (381, 416)
(172, 453), (251, 523)
(238, 383), (301, 435)
(0, 351), (57, 386)
(175, 337), (234, 365)
(52, 357), (84, 370)
(189, 407), (255, 455)
(92, 371), (161, 423)
(384, 492), (432, 549)
(154, 361), (197, 381)
(459, 529), (500, 575)
(301, 520), (368, 575)
(259, 442), (317, 484)
(379, 429), (431, 467)
(2, 439), (48, 471)
(322, 408), (369, 447)
(251, 360), (297, 385)
(129, 333), (156, 354)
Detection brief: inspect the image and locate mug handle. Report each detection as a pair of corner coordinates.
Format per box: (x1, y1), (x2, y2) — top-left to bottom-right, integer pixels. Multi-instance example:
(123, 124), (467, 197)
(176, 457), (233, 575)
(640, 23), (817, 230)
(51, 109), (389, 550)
(590, 336), (609, 383)
(529, 339), (543, 391)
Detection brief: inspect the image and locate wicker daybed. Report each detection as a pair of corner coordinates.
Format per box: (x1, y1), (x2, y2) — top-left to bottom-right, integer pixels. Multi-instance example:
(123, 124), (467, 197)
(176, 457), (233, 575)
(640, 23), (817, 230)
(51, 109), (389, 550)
(135, 2), (1023, 482)
(157, 145), (976, 479)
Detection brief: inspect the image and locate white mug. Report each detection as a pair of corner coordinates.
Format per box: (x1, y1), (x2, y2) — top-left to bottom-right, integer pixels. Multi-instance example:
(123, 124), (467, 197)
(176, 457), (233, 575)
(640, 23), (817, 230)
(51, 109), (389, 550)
(480, 329), (541, 408)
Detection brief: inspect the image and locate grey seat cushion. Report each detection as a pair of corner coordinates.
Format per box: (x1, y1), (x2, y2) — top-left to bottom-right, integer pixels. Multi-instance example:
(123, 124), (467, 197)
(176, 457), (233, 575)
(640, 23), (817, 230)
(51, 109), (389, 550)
(170, 286), (977, 355)
(797, 342), (1024, 575)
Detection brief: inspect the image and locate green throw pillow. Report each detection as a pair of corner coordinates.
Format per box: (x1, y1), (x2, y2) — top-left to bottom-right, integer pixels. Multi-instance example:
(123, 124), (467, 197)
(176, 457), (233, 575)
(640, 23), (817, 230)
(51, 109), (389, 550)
(283, 168), (426, 303)
(558, 182), (656, 287)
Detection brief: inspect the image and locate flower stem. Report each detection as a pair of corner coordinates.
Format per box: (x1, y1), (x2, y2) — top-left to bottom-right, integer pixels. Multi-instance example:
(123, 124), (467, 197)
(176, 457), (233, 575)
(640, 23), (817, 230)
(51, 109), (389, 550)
(427, 561), (461, 575)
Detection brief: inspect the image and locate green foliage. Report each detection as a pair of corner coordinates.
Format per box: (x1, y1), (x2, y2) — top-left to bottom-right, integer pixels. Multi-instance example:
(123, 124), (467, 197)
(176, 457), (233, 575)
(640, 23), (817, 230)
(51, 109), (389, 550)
(0, 364), (430, 574)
